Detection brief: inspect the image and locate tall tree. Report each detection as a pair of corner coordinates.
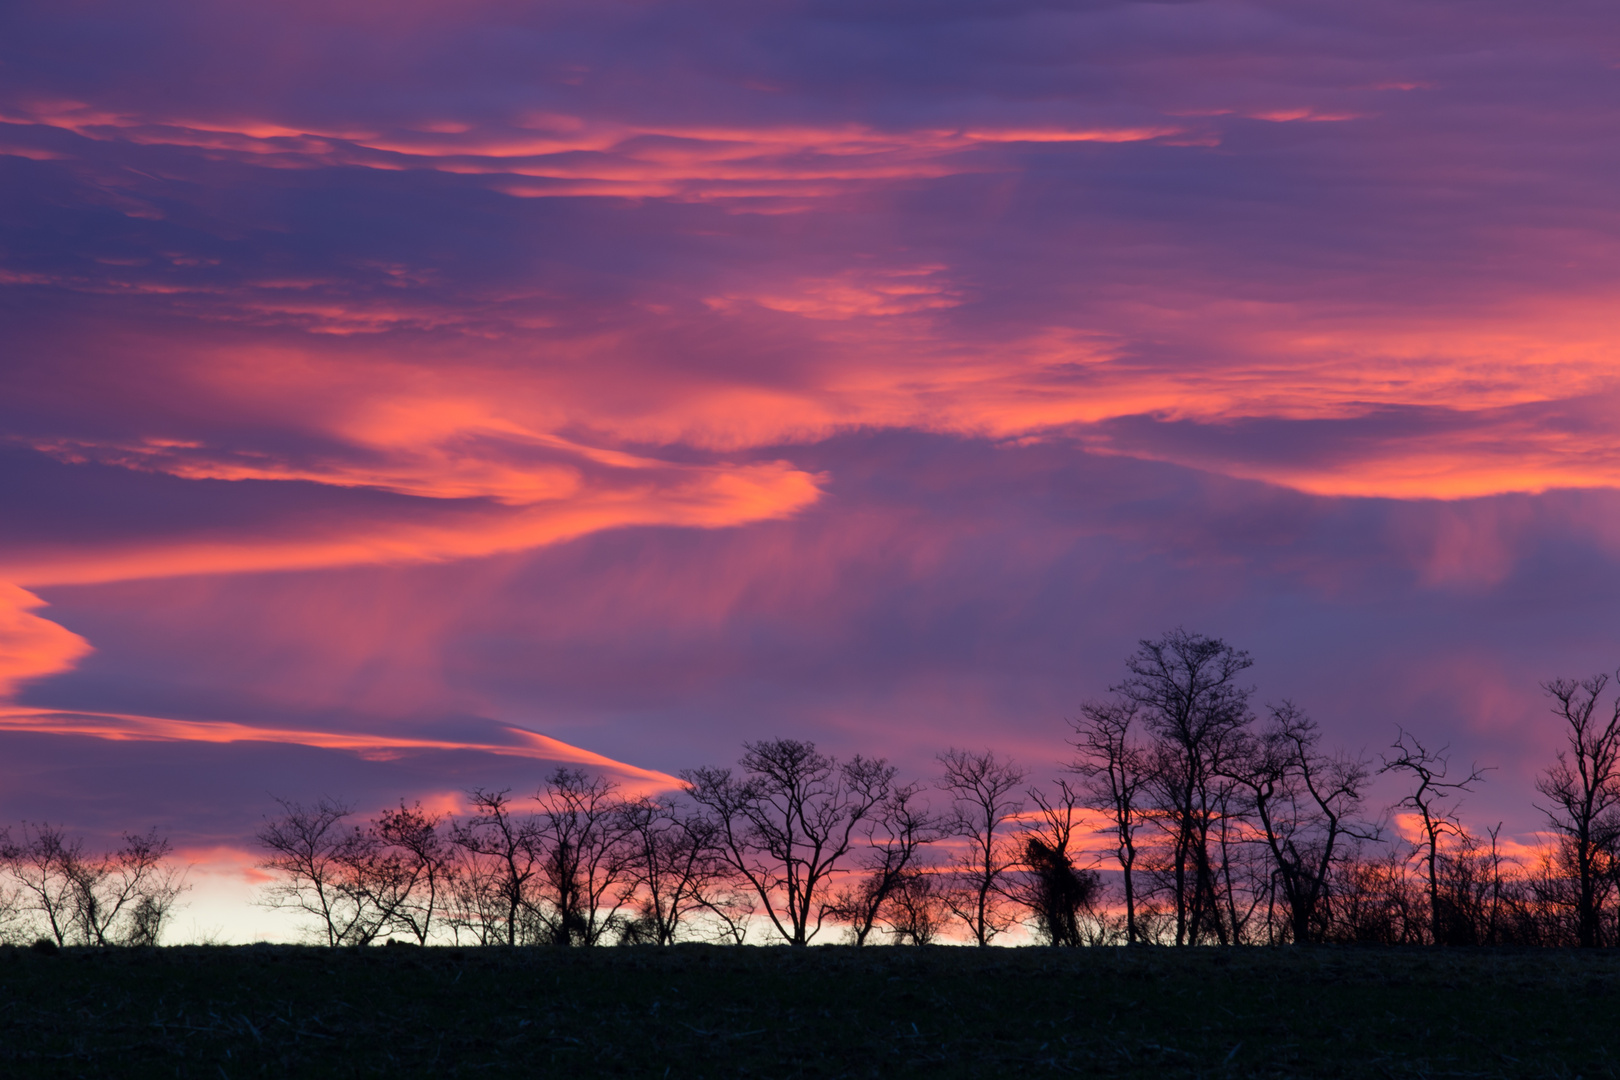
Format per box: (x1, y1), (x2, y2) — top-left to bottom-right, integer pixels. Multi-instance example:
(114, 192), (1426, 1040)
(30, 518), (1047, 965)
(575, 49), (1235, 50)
(1381, 729), (1490, 945)
(373, 802), (454, 945)
(1119, 629), (1255, 945)
(256, 799), (377, 946)
(1071, 699), (1152, 944)
(829, 782), (943, 945)
(90, 830), (187, 947)
(449, 789), (542, 946)
(1535, 674), (1620, 947)
(684, 739), (892, 946)
(618, 795), (739, 945)
(937, 748), (1027, 946)
(533, 768), (631, 946)
(1232, 702), (1373, 944)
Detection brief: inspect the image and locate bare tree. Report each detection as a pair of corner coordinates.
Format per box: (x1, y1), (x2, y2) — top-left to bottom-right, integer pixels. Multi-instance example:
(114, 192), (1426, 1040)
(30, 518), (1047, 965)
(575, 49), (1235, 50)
(618, 795), (742, 944)
(448, 789), (542, 946)
(693, 882), (758, 945)
(1535, 674), (1620, 947)
(937, 748), (1027, 946)
(2, 824), (186, 947)
(1525, 840), (1587, 946)
(78, 830), (186, 946)
(340, 834), (426, 946)
(683, 739), (893, 946)
(1118, 630), (1255, 945)
(258, 799), (402, 946)
(882, 870), (948, 945)
(533, 768), (631, 946)
(445, 852), (514, 946)
(3, 824), (83, 946)
(1234, 703), (1374, 944)
(828, 783), (944, 945)
(1071, 699), (1152, 943)
(1381, 729), (1490, 945)
(373, 802), (454, 945)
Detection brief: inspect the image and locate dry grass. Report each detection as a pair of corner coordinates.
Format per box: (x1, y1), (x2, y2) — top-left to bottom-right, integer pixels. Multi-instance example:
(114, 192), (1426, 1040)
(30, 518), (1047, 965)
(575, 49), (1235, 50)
(0, 943), (1616, 1078)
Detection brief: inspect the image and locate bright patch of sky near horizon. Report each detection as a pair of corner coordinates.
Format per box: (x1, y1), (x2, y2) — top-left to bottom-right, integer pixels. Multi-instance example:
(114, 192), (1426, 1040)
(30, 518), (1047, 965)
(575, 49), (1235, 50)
(2, 0), (1619, 938)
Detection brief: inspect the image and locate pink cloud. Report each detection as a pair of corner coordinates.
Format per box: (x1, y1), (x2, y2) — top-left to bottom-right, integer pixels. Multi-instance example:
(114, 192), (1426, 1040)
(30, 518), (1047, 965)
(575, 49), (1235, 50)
(0, 704), (679, 795)
(0, 585), (91, 698)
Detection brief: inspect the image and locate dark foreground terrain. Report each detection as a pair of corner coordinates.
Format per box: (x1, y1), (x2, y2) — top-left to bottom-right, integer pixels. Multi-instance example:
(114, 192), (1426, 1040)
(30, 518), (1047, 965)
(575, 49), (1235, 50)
(0, 944), (1615, 1078)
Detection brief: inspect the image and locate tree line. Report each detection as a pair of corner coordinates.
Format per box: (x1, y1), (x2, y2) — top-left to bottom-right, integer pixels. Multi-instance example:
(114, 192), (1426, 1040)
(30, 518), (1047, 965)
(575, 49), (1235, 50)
(0, 825), (185, 947)
(3, 630), (1617, 947)
(247, 631), (1620, 948)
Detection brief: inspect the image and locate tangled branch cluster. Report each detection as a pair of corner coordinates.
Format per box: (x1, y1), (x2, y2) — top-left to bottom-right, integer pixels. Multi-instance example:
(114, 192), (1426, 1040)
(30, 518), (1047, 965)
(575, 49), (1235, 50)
(0, 825), (186, 947)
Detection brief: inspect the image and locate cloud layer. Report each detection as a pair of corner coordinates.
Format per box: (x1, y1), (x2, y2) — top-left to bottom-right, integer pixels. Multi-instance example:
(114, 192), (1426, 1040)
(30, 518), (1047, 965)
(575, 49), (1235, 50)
(2, 0), (1618, 905)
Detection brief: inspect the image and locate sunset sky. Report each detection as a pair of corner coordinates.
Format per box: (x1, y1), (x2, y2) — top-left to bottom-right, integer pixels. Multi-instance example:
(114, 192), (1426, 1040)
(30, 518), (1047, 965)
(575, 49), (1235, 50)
(2, 0), (1618, 935)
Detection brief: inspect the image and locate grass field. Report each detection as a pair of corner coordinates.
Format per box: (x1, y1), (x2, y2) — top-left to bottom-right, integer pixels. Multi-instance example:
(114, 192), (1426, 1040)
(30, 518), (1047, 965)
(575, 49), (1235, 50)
(0, 943), (1616, 1078)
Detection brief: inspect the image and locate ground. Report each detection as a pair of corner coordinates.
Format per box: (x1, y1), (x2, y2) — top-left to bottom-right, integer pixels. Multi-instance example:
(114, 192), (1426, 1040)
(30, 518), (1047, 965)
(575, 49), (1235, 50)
(0, 943), (1615, 1077)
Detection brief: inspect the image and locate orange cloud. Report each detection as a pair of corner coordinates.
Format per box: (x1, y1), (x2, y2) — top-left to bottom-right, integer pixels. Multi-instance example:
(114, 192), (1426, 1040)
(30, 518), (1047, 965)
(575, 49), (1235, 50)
(1387, 812), (1548, 863)
(0, 705), (681, 796)
(1, 106), (1184, 201)
(12, 264), (1620, 513)
(1, 456), (820, 587)
(708, 265), (961, 320)
(0, 344), (824, 585)
(32, 286), (1620, 513)
(9, 97), (1620, 512)
(0, 575), (695, 791)
(1247, 109), (1363, 122)
(0, 584), (92, 699)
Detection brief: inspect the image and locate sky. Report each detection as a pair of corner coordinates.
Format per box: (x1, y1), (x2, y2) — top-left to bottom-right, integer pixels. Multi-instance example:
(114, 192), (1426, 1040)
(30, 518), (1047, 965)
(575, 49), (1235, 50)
(2, 0), (1619, 938)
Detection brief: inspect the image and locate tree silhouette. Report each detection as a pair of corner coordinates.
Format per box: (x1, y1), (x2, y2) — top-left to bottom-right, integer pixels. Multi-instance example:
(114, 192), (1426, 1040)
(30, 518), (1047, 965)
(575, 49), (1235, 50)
(881, 869), (947, 944)
(449, 790), (542, 946)
(373, 802), (454, 945)
(1232, 703), (1374, 944)
(2, 824), (185, 947)
(618, 794), (742, 945)
(533, 768), (631, 946)
(1071, 699), (1151, 943)
(937, 748), (1027, 946)
(684, 739), (892, 945)
(1535, 675), (1620, 947)
(257, 799), (381, 946)
(1381, 729), (1490, 945)
(1119, 630), (1254, 945)
(828, 782), (943, 945)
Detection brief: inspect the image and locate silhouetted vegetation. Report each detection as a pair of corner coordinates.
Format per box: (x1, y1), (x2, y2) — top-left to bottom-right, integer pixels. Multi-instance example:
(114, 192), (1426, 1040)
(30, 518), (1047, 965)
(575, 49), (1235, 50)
(935, 747), (1028, 946)
(0, 824), (184, 947)
(233, 629), (1620, 949)
(1536, 674), (1620, 947)
(6, 630), (1620, 952)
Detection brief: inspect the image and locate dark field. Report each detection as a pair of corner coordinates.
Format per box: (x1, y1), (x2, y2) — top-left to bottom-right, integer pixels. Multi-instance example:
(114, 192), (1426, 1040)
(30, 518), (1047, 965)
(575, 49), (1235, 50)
(1, 944), (1616, 1078)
